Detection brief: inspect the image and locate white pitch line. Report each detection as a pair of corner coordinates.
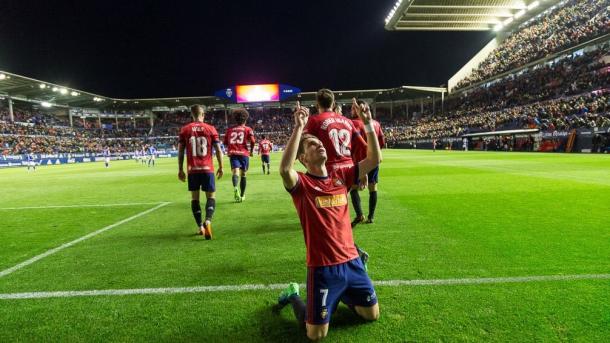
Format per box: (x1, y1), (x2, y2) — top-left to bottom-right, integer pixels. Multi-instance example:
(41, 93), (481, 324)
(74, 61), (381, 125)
(0, 202), (171, 279)
(0, 202), (170, 210)
(1, 273), (608, 300)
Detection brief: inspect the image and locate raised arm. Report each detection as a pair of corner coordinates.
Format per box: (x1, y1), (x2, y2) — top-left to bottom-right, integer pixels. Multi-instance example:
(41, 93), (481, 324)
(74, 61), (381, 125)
(352, 98), (382, 175)
(279, 103), (309, 190)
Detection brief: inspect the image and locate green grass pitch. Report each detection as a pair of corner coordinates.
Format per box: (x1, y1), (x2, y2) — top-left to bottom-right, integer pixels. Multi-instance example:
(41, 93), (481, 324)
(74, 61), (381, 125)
(1, 150), (609, 342)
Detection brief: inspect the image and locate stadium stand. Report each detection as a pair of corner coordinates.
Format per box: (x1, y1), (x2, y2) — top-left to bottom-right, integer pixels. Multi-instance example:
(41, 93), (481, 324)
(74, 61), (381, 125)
(455, 0), (610, 90)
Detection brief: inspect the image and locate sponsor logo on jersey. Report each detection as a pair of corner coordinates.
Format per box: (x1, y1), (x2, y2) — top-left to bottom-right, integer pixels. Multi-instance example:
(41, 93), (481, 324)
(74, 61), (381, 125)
(315, 194), (347, 208)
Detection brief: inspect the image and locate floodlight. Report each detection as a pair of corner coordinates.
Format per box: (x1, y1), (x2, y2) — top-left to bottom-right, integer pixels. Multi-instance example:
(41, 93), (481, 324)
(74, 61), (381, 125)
(60, 88), (68, 95)
(41, 102), (52, 108)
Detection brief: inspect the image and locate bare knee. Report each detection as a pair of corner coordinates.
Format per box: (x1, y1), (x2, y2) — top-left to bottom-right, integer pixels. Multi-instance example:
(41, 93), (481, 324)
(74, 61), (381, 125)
(355, 304), (380, 321)
(306, 324), (328, 341)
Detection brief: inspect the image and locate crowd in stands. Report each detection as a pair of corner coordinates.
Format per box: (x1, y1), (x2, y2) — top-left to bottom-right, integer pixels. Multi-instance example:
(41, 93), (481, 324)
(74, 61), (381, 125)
(2, 25), (610, 155)
(383, 93), (610, 143)
(457, 0), (610, 90)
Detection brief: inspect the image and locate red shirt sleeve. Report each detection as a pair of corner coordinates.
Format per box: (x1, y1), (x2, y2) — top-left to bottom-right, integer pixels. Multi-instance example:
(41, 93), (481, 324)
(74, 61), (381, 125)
(286, 172), (303, 195)
(334, 165), (358, 190)
(248, 128), (255, 144)
(303, 116), (315, 135)
(351, 131), (368, 163)
(375, 121), (385, 148)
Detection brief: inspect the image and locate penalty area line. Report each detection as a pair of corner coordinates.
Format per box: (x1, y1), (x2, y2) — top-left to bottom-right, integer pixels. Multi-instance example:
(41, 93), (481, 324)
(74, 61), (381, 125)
(0, 202), (171, 279)
(1, 273), (609, 300)
(0, 202), (171, 210)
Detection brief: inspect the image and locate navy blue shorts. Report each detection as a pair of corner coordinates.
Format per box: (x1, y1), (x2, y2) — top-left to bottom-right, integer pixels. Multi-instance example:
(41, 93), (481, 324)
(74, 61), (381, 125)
(230, 155), (249, 171)
(306, 258), (377, 325)
(261, 155), (270, 164)
(187, 173), (215, 192)
(367, 166), (379, 184)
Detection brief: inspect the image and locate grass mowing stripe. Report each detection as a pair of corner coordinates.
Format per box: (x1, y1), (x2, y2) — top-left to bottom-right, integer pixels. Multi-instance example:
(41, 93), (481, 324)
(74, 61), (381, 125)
(0, 202), (169, 210)
(1, 273), (608, 300)
(0, 202), (171, 278)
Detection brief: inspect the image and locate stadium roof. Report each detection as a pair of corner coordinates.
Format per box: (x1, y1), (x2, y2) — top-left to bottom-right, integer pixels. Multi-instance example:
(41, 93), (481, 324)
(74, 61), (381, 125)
(0, 70), (446, 110)
(384, 0), (560, 32)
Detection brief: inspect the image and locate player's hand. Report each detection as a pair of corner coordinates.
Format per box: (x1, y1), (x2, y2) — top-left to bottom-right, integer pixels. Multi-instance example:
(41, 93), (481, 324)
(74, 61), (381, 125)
(358, 174), (368, 190)
(294, 101), (309, 128)
(178, 170), (186, 182)
(352, 98), (372, 124)
(216, 167), (224, 179)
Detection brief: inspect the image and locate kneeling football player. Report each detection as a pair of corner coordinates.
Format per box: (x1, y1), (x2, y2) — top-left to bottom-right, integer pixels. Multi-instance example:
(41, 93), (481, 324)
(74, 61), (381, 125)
(277, 99), (381, 340)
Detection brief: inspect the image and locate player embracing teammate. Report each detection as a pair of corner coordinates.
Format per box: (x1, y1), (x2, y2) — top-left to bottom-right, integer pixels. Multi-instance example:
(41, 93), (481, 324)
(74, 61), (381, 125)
(224, 108), (255, 202)
(277, 97), (381, 340)
(178, 105), (224, 239)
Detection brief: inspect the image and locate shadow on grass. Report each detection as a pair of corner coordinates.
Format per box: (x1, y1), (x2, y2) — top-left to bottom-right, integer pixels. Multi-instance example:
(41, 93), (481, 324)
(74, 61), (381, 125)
(253, 302), (372, 342)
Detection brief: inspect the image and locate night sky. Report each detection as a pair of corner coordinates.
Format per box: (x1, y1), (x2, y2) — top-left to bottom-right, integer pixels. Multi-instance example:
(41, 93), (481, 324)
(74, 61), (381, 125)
(1, 0), (494, 99)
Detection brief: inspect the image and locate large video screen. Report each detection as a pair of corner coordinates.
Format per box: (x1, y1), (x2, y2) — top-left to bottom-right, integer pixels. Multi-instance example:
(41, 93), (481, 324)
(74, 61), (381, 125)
(236, 84), (280, 103)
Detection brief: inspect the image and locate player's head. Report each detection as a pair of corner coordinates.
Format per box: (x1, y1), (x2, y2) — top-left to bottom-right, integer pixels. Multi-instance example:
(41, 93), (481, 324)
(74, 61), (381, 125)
(232, 108), (249, 125)
(191, 104), (206, 120)
(297, 134), (327, 168)
(262, 135), (266, 140)
(316, 88), (335, 113)
(351, 99), (367, 119)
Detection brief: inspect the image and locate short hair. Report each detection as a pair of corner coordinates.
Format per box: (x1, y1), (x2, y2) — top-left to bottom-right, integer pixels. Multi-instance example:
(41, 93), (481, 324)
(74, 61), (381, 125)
(316, 88), (334, 110)
(262, 135), (266, 140)
(190, 104), (206, 118)
(232, 108), (249, 125)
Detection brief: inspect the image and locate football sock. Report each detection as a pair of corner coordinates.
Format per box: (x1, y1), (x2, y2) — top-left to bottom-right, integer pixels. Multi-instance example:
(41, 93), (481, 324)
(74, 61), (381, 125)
(350, 189), (363, 217)
(240, 177), (247, 196)
(267, 164), (270, 173)
(289, 295), (307, 329)
(191, 200), (202, 227)
(232, 175), (239, 187)
(368, 191), (378, 220)
(205, 198), (216, 221)
(262, 164), (266, 174)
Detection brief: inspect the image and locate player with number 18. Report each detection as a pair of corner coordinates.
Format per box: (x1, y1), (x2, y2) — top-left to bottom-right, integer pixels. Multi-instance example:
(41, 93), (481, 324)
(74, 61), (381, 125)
(178, 104), (224, 239)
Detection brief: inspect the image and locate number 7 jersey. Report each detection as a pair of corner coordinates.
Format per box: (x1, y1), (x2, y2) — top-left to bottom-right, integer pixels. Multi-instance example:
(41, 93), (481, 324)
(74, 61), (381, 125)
(179, 122), (220, 174)
(303, 111), (367, 170)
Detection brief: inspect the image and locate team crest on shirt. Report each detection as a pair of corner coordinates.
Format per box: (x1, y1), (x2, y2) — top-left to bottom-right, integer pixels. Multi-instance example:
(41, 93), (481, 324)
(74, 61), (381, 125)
(333, 178), (344, 186)
(320, 307), (328, 320)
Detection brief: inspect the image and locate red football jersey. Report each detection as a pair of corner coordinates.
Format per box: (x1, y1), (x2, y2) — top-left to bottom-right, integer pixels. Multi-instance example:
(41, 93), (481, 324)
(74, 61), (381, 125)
(178, 122), (219, 174)
(288, 166), (360, 267)
(259, 139), (273, 155)
(350, 118), (385, 162)
(224, 125), (255, 156)
(303, 112), (367, 170)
